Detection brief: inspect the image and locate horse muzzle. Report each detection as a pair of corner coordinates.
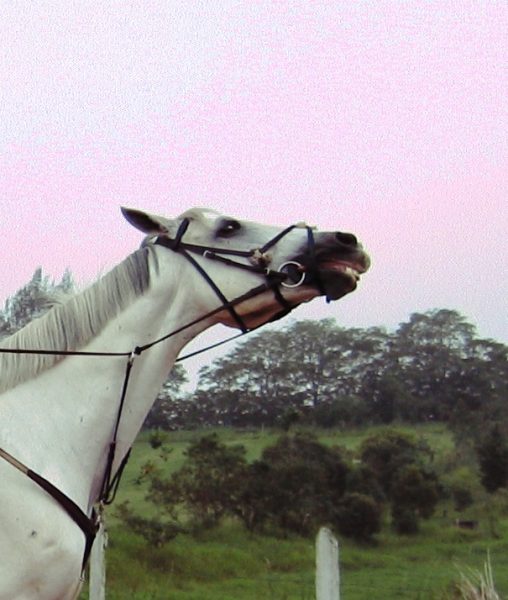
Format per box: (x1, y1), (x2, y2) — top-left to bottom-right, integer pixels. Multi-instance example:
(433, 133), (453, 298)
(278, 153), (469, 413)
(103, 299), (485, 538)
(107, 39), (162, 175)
(280, 230), (371, 301)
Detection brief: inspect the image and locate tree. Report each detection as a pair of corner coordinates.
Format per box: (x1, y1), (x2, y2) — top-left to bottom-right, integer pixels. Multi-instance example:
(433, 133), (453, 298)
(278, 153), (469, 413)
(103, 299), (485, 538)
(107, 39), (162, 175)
(0, 268), (76, 337)
(390, 464), (441, 532)
(115, 501), (184, 547)
(359, 430), (422, 496)
(388, 309), (478, 422)
(0, 268), (52, 336)
(196, 329), (301, 427)
(334, 492), (382, 542)
(195, 319), (391, 428)
(120, 433), (355, 540)
(477, 425), (508, 493)
(367, 373), (414, 424)
(148, 434), (248, 528)
(312, 394), (370, 428)
(359, 430), (441, 533)
(346, 465), (385, 504)
(143, 363), (189, 429)
(144, 310), (506, 430)
(238, 433), (350, 535)
(56, 268), (75, 294)
(449, 339), (508, 441)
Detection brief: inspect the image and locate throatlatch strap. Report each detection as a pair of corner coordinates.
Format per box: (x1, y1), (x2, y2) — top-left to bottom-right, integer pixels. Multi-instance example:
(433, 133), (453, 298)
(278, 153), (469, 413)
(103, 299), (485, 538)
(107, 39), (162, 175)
(179, 249), (250, 333)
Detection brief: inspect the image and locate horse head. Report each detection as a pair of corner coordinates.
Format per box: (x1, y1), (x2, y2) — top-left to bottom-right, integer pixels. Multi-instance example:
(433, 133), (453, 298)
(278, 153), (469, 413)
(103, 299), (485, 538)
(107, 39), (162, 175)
(121, 206), (370, 330)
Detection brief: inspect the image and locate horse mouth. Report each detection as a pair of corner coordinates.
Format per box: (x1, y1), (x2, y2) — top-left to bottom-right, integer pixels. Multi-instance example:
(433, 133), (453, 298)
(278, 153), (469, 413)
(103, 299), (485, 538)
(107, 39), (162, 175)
(320, 259), (365, 282)
(314, 254), (370, 300)
(281, 251), (369, 302)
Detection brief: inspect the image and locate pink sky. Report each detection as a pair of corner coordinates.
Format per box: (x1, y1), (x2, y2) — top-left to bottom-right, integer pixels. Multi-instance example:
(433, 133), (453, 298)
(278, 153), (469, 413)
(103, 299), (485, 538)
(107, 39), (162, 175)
(1, 2), (507, 356)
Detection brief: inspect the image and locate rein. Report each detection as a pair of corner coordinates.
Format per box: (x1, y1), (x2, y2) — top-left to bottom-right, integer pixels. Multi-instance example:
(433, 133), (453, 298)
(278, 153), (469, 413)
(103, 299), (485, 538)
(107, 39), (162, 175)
(0, 220), (320, 574)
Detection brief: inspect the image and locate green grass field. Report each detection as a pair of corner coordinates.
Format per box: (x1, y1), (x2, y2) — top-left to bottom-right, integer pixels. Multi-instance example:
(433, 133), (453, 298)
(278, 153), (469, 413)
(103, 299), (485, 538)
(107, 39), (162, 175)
(81, 425), (508, 599)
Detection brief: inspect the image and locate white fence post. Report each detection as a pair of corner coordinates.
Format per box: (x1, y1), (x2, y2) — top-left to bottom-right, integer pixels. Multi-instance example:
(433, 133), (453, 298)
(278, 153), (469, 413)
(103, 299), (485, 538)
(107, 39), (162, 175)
(316, 527), (340, 600)
(89, 521), (107, 600)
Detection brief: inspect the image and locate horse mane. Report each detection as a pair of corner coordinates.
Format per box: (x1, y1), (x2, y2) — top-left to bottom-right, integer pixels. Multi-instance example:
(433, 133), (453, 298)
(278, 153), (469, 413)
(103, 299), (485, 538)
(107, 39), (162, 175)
(0, 247), (155, 394)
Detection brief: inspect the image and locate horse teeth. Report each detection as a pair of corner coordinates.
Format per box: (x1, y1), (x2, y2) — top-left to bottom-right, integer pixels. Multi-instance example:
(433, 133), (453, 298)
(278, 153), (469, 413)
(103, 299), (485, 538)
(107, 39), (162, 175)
(344, 266), (360, 280)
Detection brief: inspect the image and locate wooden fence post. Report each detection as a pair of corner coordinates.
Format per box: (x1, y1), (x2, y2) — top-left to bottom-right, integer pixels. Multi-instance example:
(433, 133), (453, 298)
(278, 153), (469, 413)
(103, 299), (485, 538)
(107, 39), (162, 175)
(89, 521), (107, 600)
(316, 527), (340, 600)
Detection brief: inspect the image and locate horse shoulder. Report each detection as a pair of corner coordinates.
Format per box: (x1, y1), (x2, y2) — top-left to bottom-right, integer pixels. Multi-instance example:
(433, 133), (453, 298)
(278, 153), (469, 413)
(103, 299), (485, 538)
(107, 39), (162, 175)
(0, 463), (84, 600)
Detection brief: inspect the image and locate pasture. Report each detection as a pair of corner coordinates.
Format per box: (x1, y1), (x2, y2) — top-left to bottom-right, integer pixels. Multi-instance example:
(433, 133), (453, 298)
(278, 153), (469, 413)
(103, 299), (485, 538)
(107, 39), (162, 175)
(80, 425), (508, 599)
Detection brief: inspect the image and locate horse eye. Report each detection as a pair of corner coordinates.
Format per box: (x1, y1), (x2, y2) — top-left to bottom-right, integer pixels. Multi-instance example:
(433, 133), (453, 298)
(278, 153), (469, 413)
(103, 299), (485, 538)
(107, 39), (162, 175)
(217, 219), (241, 237)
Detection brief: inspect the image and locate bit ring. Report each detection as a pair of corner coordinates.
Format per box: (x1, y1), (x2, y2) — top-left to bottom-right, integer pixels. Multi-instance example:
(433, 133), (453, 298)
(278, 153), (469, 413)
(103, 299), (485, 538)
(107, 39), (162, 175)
(279, 261), (306, 288)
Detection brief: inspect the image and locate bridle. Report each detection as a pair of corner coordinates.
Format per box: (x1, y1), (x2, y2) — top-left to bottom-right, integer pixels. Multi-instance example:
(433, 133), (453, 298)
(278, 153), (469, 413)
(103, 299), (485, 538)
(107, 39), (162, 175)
(0, 218), (324, 575)
(153, 218), (326, 332)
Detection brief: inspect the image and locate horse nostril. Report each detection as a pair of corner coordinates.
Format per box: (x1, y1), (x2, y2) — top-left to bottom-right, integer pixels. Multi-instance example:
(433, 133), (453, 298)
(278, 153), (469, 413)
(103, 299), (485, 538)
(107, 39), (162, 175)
(336, 232), (358, 246)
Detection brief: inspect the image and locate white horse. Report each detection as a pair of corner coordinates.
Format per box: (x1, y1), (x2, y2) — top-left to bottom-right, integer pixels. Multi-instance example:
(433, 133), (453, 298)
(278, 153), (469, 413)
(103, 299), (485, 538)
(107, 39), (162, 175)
(0, 207), (369, 600)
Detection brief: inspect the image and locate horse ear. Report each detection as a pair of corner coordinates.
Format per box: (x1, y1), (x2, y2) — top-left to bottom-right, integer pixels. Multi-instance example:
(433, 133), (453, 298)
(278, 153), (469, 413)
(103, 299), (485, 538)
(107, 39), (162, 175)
(121, 207), (170, 234)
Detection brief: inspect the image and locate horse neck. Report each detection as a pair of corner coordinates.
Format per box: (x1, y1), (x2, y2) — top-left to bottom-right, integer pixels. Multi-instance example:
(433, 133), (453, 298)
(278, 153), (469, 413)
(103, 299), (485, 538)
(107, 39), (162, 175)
(1, 253), (214, 511)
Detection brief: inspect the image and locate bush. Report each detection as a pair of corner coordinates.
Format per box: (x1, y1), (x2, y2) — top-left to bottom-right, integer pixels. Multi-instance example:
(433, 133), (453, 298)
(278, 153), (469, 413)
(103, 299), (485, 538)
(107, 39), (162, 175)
(120, 432), (354, 541)
(391, 505), (419, 534)
(359, 430), (421, 496)
(346, 465), (385, 504)
(334, 492), (382, 542)
(390, 464), (441, 519)
(149, 430), (167, 449)
(477, 425), (508, 493)
(148, 434), (248, 529)
(115, 501), (184, 547)
(238, 433), (350, 536)
(451, 485), (474, 512)
(443, 466), (480, 513)
(358, 429), (442, 533)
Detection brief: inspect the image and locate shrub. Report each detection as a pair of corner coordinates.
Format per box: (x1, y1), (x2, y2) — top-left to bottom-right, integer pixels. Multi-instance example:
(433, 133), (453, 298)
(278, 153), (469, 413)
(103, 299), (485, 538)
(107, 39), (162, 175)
(149, 434), (248, 529)
(477, 425), (508, 493)
(359, 429), (442, 533)
(391, 505), (419, 534)
(115, 501), (184, 547)
(238, 433), (350, 536)
(443, 466), (480, 513)
(359, 430), (421, 496)
(148, 430), (167, 449)
(346, 465), (385, 504)
(334, 492), (382, 542)
(451, 485), (474, 512)
(390, 464), (441, 519)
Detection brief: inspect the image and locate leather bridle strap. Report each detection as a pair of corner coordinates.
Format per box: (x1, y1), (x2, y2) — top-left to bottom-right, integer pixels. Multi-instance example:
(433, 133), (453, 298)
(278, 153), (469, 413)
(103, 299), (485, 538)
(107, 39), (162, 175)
(153, 222), (302, 332)
(154, 223), (299, 280)
(0, 447), (98, 571)
(178, 247), (250, 333)
(98, 348), (140, 505)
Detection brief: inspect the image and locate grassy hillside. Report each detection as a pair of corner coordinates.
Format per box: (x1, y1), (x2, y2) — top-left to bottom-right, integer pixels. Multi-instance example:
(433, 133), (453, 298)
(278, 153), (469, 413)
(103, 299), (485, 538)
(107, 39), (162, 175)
(81, 425), (508, 599)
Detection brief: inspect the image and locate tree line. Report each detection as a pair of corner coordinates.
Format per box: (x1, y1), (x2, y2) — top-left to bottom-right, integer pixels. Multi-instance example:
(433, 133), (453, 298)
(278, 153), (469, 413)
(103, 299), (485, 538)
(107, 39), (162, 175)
(1, 268), (507, 438)
(151, 312), (507, 438)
